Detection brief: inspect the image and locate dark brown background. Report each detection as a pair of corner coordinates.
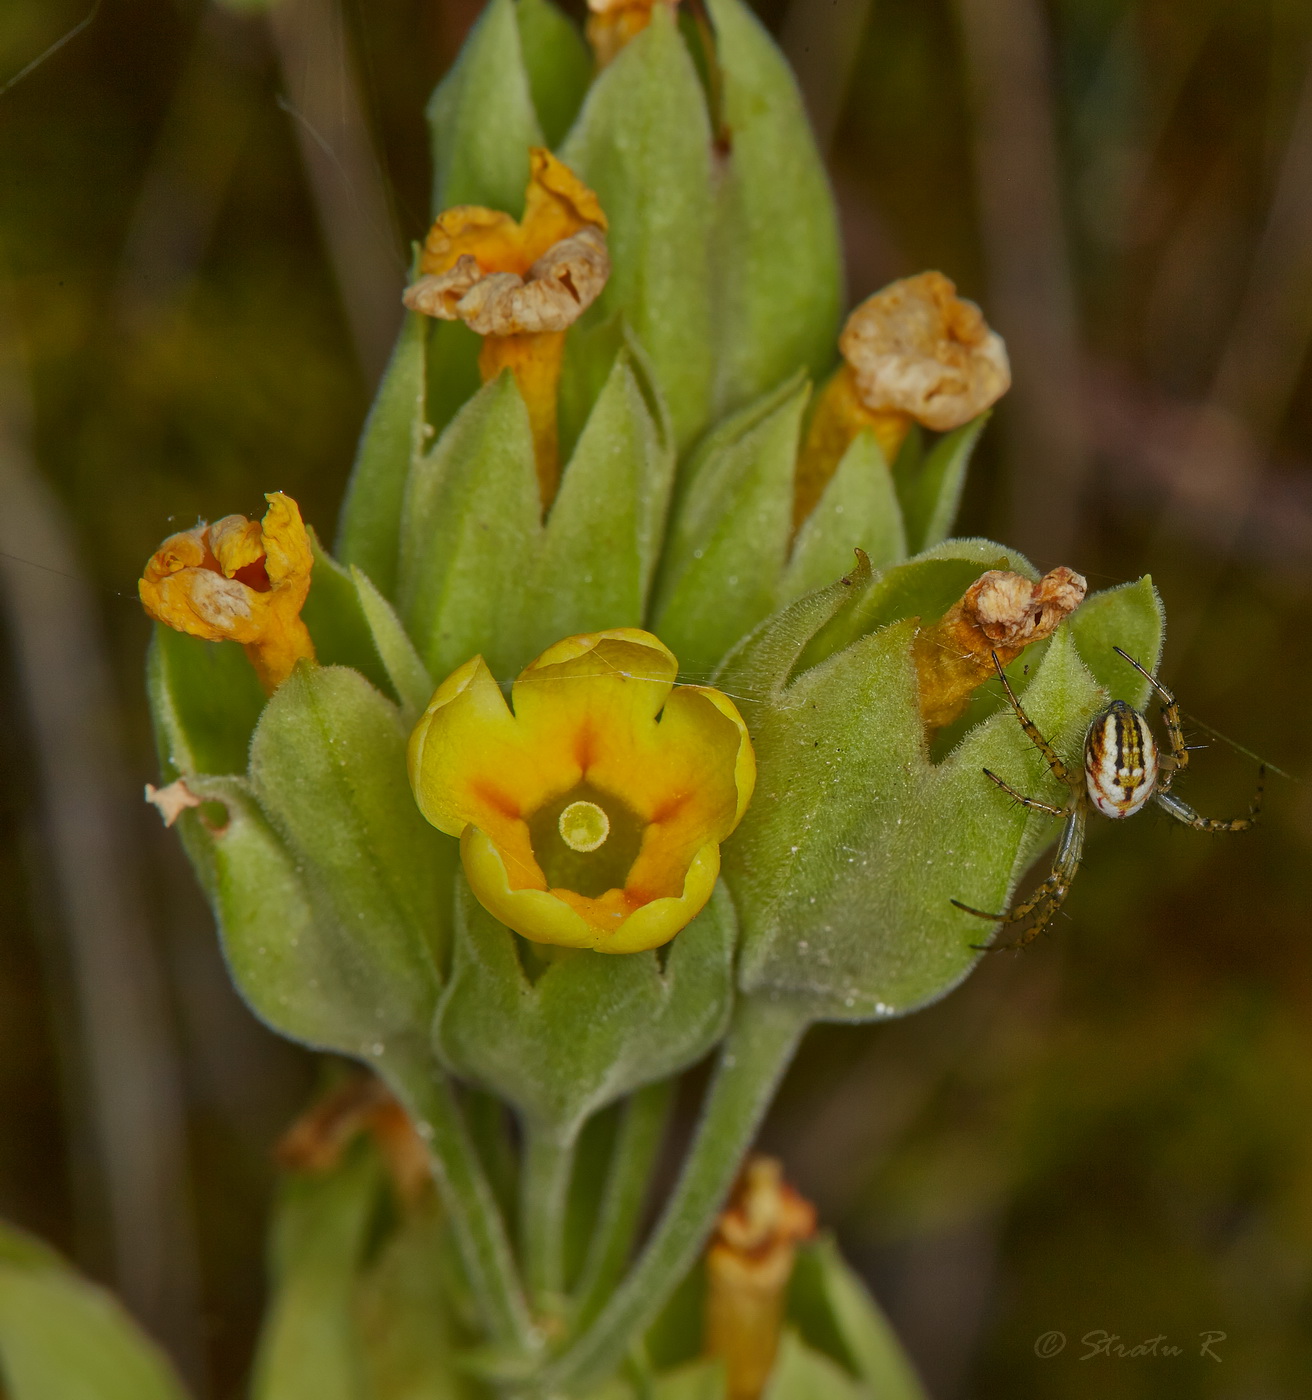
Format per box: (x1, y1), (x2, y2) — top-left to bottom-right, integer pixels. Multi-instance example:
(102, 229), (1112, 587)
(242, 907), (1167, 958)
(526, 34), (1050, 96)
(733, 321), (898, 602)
(1, 1), (1309, 1396)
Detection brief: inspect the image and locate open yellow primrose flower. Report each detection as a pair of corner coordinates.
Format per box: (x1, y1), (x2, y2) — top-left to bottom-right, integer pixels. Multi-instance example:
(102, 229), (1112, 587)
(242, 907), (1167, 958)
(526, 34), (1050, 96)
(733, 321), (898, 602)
(139, 492), (315, 693)
(586, 0), (680, 66)
(408, 630), (755, 954)
(794, 271), (1011, 525)
(402, 148), (610, 505)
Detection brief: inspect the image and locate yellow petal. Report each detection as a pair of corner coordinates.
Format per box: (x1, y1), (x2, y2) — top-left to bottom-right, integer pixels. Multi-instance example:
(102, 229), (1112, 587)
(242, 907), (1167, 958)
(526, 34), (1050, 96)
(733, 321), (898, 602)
(209, 515), (265, 577)
(260, 492), (314, 590)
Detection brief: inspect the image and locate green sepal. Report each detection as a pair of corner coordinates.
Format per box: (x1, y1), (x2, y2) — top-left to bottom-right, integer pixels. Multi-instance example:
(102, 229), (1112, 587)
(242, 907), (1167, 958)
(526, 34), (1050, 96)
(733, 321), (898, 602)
(426, 0), (543, 214)
(719, 561), (1159, 1018)
(336, 306), (429, 600)
(399, 372), (541, 685)
(250, 1141), (382, 1400)
(1067, 574), (1165, 709)
(651, 1360), (725, 1399)
(351, 566), (434, 723)
(894, 415), (988, 553)
(529, 344), (675, 655)
(147, 623), (265, 780)
(562, 5), (715, 449)
(516, 0), (592, 147)
(788, 1237), (928, 1400)
(435, 880), (737, 1140)
(779, 430), (906, 606)
(652, 375), (808, 678)
(303, 532), (394, 698)
(705, 0), (843, 417)
(761, 1332), (864, 1400)
(0, 1221), (190, 1400)
(192, 666), (447, 1056)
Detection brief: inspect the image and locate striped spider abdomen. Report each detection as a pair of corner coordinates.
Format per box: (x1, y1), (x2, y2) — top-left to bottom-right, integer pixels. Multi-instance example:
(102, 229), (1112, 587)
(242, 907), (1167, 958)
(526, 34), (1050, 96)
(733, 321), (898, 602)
(1083, 700), (1159, 819)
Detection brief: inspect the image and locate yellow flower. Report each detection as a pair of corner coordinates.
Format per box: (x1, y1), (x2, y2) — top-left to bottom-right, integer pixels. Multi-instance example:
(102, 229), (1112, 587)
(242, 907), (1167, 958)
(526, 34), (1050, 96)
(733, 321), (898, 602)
(794, 271), (1011, 525)
(138, 491), (315, 693)
(402, 148), (610, 506)
(586, 0), (681, 66)
(408, 629), (755, 954)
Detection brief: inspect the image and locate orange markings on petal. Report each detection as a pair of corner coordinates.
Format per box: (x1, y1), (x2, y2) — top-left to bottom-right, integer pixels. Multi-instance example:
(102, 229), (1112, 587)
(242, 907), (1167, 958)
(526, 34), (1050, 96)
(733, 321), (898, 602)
(408, 630), (755, 953)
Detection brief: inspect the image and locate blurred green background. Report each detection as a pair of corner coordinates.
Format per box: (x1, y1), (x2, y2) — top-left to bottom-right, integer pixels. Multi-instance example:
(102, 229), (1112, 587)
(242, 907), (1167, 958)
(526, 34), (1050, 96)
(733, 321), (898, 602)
(1, 1), (1309, 1397)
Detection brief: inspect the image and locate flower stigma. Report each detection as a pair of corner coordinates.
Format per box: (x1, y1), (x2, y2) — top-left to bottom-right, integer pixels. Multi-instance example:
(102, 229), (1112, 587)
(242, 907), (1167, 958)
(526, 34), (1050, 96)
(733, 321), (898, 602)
(558, 799), (611, 853)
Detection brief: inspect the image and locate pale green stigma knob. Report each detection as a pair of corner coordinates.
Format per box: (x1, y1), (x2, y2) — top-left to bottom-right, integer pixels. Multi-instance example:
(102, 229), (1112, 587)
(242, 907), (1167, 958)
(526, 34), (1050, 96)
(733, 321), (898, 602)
(558, 800), (611, 853)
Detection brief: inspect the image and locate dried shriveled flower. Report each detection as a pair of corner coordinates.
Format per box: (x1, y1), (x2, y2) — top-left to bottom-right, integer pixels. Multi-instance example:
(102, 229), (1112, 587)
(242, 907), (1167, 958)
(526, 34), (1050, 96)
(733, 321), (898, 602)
(914, 566), (1087, 731)
(586, 0), (681, 66)
(795, 271), (1011, 525)
(402, 149), (610, 504)
(139, 492), (315, 693)
(408, 629), (755, 953)
(704, 1156), (818, 1400)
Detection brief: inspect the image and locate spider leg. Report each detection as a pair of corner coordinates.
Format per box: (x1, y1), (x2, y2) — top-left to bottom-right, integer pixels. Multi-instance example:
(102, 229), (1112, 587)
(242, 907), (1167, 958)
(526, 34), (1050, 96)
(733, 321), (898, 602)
(1154, 766), (1264, 832)
(953, 804), (1087, 950)
(982, 768), (1067, 817)
(987, 650), (1072, 785)
(1112, 646), (1188, 792)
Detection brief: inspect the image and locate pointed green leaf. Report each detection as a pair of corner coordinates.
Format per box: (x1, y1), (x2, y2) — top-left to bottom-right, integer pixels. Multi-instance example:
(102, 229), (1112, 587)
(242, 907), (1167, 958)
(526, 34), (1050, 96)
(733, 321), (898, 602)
(398, 372), (541, 684)
(789, 1238), (927, 1400)
(653, 1359), (725, 1400)
(779, 430), (906, 606)
(435, 881), (736, 1139)
(517, 0), (592, 147)
(244, 666), (447, 1050)
(530, 348), (675, 654)
(427, 0), (543, 213)
(705, 0), (843, 416)
(352, 566), (434, 721)
(147, 624), (265, 779)
(303, 532), (394, 698)
(1068, 574), (1165, 709)
(895, 414), (988, 553)
(0, 1223), (189, 1400)
(562, 6), (716, 448)
(762, 1332), (862, 1400)
(652, 376), (808, 678)
(251, 1143), (382, 1400)
(337, 307), (429, 598)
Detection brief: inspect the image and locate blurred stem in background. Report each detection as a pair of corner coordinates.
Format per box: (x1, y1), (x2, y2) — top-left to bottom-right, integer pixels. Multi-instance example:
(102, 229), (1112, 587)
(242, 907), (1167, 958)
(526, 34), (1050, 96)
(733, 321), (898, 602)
(0, 302), (205, 1390)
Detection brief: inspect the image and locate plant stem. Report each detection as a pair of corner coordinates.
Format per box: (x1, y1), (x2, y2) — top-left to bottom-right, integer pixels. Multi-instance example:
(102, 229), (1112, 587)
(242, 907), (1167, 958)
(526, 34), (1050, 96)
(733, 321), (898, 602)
(380, 1040), (540, 1358)
(520, 1121), (576, 1313)
(572, 1079), (675, 1330)
(537, 996), (808, 1396)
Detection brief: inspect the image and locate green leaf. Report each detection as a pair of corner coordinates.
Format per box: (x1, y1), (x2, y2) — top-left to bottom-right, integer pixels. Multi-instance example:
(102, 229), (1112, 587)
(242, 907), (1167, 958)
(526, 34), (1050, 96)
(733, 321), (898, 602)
(1067, 574), (1165, 710)
(398, 372), (541, 684)
(652, 376), (808, 678)
(435, 881), (736, 1140)
(352, 566), (434, 722)
(214, 665), (447, 1055)
(336, 307), (429, 599)
(789, 1237), (928, 1400)
(653, 1359), (725, 1399)
(251, 1142), (382, 1400)
(303, 532), (394, 698)
(529, 346), (675, 655)
(720, 565), (1147, 1018)
(561, 6), (715, 449)
(761, 1331), (862, 1400)
(895, 414), (989, 553)
(516, 0), (592, 148)
(427, 0), (543, 213)
(705, 0), (843, 417)
(0, 1222), (189, 1400)
(779, 430), (906, 606)
(147, 624), (265, 779)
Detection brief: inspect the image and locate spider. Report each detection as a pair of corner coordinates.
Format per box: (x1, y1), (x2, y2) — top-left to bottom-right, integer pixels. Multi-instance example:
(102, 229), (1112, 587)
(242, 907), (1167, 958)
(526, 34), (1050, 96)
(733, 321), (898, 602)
(952, 646), (1264, 950)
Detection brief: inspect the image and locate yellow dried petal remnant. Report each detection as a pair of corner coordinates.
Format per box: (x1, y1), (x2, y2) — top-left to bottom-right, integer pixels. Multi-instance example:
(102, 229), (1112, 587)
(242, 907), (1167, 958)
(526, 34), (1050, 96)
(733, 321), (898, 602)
(407, 629), (755, 954)
(704, 1157), (817, 1400)
(139, 491), (315, 693)
(402, 149), (611, 505)
(587, 0), (681, 66)
(914, 566), (1087, 731)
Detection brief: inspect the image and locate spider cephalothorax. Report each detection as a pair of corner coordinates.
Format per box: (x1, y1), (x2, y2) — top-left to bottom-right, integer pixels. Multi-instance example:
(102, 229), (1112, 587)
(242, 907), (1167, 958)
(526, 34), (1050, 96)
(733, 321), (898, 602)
(953, 647), (1264, 949)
